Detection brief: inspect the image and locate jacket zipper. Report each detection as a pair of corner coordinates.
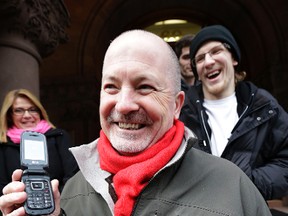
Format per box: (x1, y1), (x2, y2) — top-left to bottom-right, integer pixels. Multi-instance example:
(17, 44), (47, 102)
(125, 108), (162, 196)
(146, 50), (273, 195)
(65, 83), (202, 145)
(230, 92), (254, 134)
(200, 92), (255, 151)
(200, 110), (209, 147)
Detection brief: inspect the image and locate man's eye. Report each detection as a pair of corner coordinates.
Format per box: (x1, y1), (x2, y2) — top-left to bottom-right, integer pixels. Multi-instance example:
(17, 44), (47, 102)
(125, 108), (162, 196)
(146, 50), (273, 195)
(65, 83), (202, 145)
(182, 54), (190, 60)
(138, 84), (154, 89)
(105, 84), (116, 88)
(211, 48), (222, 55)
(103, 84), (118, 94)
(195, 55), (205, 63)
(137, 85), (155, 93)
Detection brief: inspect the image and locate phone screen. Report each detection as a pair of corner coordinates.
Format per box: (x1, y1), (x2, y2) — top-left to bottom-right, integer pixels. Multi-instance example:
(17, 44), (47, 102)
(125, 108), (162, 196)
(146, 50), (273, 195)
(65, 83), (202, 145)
(24, 140), (45, 161)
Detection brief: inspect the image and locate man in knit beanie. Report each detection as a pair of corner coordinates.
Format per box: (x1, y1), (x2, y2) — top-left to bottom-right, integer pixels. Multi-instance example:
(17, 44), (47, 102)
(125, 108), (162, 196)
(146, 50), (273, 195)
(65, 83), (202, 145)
(180, 25), (288, 205)
(189, 25), (241, 81)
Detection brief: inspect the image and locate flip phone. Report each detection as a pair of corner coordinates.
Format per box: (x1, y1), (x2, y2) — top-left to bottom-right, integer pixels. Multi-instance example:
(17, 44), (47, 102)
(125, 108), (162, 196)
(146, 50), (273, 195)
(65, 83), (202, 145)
(20, 131), (55, 215)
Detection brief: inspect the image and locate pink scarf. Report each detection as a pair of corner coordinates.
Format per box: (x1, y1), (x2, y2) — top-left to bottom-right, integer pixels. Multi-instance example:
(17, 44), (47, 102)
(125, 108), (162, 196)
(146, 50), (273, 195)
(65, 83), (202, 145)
(98, 119), (184, 216)
(7, 120), (52, 143)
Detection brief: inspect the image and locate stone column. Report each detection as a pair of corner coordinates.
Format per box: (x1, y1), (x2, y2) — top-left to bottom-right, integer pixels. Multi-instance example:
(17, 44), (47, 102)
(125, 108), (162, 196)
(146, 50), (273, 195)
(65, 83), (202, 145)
(0, 0), (70, 103)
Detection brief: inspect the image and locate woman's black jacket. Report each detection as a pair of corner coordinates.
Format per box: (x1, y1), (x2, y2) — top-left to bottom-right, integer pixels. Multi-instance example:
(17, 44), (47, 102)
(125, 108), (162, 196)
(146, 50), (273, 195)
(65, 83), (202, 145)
(0, 128), (79, 195)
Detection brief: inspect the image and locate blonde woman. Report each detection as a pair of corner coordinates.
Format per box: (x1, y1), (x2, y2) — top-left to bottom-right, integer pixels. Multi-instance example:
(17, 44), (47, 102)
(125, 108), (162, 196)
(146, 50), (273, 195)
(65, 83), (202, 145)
(0, 89), (78, 195)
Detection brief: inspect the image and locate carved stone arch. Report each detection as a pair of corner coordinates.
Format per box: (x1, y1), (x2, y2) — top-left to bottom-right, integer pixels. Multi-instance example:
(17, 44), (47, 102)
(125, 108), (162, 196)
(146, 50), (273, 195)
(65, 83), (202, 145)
(77, 0), (268, 79)
(77, 0), (288, 108)
(38, 0), (287, 145)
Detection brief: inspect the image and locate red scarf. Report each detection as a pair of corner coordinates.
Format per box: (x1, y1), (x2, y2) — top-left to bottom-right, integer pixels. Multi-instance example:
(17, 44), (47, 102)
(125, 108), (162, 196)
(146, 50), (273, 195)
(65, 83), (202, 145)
(98, 119), (184, 216)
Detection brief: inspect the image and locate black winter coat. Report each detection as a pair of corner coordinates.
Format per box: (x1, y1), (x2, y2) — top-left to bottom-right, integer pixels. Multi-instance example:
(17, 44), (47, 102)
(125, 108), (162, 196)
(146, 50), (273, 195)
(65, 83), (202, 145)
(180, 81), (288, 200)
(0, 128), (79, 195)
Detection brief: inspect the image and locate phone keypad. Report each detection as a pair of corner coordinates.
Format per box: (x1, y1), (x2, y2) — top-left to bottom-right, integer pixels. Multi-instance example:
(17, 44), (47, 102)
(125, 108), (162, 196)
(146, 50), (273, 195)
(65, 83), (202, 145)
(24, 179), (53, 209)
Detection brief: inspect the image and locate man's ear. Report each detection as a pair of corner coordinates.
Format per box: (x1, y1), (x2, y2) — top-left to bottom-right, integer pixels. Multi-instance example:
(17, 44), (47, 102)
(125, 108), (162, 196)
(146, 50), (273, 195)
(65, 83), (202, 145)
(174, 91), (185, 119)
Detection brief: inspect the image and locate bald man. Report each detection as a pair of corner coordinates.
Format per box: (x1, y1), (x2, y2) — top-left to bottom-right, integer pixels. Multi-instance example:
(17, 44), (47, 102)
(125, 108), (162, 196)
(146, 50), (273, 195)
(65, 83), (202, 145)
(0, 30), (271, 216)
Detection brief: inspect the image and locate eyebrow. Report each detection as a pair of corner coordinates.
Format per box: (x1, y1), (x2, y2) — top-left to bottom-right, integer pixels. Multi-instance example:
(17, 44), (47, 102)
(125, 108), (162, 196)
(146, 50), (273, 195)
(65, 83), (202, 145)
(102, 73), (162, 86)
(13, 106), (36, 109)
(103, 75), (152, 83)
(197, 43), (223, 55)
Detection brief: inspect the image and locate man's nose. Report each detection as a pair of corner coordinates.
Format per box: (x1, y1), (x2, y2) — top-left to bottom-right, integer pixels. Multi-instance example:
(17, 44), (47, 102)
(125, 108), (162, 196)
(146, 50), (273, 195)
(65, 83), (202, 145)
(115, 88), (139, 114)
(203, 53), (215, 66)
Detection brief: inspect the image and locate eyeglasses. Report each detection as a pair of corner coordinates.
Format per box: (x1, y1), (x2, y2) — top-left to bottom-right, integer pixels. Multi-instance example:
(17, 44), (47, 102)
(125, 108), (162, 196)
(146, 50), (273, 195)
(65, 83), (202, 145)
(12, 107), (40, 116)
(191, 43), (230, 67)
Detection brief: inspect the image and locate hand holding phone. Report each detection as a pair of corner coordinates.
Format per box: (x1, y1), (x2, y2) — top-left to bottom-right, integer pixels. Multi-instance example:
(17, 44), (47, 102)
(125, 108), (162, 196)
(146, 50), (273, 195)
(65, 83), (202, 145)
(20, 131), (55, 215)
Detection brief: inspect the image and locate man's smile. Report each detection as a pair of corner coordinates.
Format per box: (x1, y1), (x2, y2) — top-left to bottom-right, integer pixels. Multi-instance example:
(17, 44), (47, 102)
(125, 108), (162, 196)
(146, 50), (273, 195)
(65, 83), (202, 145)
(118, 122), (143, 130)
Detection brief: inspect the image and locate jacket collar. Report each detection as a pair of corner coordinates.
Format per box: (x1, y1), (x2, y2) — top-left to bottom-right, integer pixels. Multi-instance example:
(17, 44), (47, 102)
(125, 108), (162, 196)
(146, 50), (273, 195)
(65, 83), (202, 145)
(69, 127), (197, 214)
(187, 81), (260, 115)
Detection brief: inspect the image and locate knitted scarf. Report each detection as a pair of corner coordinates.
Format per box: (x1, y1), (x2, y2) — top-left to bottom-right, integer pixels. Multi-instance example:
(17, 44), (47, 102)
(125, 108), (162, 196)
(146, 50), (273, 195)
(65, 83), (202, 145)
(98, 119), (184, 216)
(7, 120), (52, 143)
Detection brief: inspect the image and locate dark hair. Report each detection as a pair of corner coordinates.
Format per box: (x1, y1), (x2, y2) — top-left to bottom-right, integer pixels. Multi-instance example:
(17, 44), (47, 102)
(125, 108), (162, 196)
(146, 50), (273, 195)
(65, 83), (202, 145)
(174, 34), (195, 59)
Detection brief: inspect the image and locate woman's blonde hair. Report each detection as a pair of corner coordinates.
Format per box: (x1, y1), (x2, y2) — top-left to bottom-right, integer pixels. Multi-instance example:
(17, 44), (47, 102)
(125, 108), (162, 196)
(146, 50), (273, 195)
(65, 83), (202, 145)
(0, 89), (55, 143)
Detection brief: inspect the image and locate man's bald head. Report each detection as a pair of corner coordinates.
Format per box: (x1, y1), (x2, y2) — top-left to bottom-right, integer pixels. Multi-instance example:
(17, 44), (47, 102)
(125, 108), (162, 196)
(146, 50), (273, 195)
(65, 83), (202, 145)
(103, 30), (181, 93)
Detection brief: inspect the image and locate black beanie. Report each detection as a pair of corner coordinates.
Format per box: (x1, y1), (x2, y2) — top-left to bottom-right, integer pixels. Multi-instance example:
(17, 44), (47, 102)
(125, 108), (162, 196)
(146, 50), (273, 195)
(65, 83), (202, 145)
(190, 25), (241, 80)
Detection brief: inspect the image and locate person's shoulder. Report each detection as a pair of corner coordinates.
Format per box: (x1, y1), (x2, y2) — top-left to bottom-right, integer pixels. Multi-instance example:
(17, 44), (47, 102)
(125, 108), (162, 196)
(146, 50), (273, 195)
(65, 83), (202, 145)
(61, 170), (99, 201)
(45, 128), (69, 137)
(181, 79), (189, 92)
(0, 137), (18, 147)
(240, 81), (277, 100)
(61, 171), (85, 196)
(184, 83), (202, 100)
(186, 147), (245, 175)
(179, 147), (258, 197)
(60, 170), (111, 216)
(248, 81), (285, 109)
(257, 88), (279, 102)
(69, 138), (99, 156)
(237, 81), (282, 107)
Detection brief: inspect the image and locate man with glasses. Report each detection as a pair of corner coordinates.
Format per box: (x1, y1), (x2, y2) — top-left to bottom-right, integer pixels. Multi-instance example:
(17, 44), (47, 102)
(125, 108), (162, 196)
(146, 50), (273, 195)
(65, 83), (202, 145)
(180, 25), (288, 205)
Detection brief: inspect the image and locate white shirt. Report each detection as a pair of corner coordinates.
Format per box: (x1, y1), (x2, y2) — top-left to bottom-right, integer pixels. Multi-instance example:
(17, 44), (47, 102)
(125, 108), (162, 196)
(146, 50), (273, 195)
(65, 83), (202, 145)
(203, 93), (239, 157)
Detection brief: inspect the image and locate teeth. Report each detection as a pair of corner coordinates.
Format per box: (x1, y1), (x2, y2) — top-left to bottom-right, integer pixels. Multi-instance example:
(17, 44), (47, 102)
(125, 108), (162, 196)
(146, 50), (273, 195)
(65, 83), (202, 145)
(119, 122), (140, 130)
(207, 71), (219, 78)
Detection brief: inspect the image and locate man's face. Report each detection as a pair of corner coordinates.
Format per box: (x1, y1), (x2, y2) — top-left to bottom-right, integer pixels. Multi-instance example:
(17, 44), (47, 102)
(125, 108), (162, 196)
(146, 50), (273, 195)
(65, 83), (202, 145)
(179, 46), (194, 79)
(100, 38), (184, 155)
(195, 41), (238, 100)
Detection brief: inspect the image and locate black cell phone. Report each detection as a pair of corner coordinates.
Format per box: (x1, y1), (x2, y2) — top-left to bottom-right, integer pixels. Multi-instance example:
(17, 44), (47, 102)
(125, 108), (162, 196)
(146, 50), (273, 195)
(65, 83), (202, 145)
(20, 131), (55, 215)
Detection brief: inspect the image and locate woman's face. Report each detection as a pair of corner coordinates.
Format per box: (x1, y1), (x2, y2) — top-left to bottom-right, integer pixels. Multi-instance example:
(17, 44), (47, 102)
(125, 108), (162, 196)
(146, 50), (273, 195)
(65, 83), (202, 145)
(11, 97), (41, 129)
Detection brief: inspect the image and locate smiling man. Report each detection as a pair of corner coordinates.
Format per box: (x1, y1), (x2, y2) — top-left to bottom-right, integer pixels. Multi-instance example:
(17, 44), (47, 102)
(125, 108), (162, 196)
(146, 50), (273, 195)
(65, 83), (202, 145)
(174, 34), (195, 91)
(99, 32), (181, 155)
(0, 29), (272, 216)
(180, 25), (288, 203)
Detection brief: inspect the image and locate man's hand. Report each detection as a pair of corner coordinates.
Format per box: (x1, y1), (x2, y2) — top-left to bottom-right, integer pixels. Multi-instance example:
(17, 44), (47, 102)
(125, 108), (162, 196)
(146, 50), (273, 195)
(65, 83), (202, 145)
(0, 169), (61, 216)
